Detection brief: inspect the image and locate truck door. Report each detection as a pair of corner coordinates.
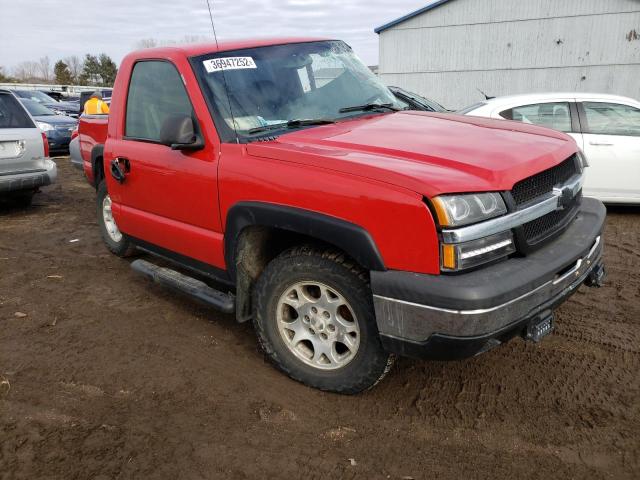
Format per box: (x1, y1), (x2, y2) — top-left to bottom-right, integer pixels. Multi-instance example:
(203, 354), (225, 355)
(106, 59), (225, 268)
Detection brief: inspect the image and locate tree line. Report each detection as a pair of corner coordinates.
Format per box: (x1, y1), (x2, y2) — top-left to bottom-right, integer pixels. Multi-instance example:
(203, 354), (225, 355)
(0, 54), (118, 87)
(0, 36), (211, 86)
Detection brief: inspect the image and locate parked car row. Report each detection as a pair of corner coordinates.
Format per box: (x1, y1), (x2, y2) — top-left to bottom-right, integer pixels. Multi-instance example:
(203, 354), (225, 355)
(7, 89), (89, 154)
(13, 89), (79, 118)
(40, 90), (84, 107)
(389, 88), (640, 205)
(19, 99), (77, 154)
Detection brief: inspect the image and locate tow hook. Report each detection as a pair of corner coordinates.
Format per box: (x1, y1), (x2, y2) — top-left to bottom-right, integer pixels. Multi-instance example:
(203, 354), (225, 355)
(585, 263), (606, 288)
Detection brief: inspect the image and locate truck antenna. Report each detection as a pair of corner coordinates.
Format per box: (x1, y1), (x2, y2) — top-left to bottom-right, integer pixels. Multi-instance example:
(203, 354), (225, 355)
(206, 0), (220, 48)
(205, 0), (240, 144)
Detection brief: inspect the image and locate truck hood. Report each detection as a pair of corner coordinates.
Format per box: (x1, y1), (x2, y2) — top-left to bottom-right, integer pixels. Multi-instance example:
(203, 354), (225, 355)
(245, 111), (578, 198)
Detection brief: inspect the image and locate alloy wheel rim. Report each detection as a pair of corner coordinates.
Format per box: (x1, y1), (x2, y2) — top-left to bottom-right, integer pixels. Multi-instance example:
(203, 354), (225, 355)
(276, 281), (360, 370)
(102, 194), (123, 243)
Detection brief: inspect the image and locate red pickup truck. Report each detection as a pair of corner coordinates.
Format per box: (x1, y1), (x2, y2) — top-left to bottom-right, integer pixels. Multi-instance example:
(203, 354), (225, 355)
(77, 38), (606, 393)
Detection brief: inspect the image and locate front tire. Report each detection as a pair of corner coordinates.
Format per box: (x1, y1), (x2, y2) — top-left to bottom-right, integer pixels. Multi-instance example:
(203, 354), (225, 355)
(253, 246), (393, 394)
(97, 181), (136, 257)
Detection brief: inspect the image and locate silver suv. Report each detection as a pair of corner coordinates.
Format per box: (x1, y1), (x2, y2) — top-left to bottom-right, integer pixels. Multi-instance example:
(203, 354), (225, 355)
(0, 89), (57, 206)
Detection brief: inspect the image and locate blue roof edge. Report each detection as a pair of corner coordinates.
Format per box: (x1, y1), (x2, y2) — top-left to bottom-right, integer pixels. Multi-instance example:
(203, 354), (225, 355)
(374, 0), (453, 34)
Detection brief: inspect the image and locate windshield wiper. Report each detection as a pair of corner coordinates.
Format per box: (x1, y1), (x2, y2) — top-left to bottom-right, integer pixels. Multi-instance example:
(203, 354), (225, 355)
(338, 103), (401, 113)
(248, 118), (335, 135)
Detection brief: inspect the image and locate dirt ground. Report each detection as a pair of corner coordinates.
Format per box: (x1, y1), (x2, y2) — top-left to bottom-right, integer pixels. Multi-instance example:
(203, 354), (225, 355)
(1, 158), (639, 480)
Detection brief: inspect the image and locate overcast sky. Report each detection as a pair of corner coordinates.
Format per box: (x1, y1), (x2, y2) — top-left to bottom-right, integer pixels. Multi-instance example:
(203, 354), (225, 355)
(0, 0), (429, 71)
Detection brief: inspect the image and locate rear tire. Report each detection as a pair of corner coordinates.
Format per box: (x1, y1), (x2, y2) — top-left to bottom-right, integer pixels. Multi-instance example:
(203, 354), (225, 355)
(253, 246), (393, 394)
(97, 181), (136, 257)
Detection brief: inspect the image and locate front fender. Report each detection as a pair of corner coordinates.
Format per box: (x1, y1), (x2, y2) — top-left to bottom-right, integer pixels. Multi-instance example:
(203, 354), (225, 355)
(224, 202), (385, 278)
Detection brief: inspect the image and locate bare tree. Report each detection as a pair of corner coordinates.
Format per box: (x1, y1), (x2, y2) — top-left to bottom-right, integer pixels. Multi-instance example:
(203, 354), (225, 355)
(38, 56), (52, 82)
(135, 38), (158, 49)
(135, 35), (207, 50)
(0, 65), (11, 82)
(13, 63), (26, 81)
(177, 35), (208, 44)
(64, 55), (83, 83)
(13, 61), (39, 81)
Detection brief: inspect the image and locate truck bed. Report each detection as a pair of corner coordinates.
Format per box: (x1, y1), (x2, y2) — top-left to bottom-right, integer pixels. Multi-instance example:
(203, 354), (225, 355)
(78, 114), (108, 185)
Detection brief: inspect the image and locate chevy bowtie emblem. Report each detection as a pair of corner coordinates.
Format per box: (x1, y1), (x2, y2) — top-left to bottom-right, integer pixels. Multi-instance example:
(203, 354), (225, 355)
(557, 187), (574, 210)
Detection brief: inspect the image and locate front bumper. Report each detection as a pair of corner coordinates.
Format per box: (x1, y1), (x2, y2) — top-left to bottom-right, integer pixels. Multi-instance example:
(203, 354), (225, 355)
(372, 197), (606, 360)
(0, 159), (57, 194)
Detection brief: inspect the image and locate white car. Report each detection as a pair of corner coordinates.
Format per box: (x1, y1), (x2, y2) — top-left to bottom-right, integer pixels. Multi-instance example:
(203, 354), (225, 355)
(463, 93), (640, 204)
(0, 89), (57, 206)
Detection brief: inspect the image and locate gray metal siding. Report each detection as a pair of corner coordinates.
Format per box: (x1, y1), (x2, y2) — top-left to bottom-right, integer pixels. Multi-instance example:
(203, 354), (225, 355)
(378, 0), (640, 109)
(395, 0), (640, 28)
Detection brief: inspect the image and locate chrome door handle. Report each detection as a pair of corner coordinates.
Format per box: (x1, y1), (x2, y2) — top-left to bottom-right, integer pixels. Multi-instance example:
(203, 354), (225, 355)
(589, 141), (614, 146)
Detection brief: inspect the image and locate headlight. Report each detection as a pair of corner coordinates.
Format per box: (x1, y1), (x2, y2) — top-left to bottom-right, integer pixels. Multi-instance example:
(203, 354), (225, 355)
(36, 121), (54, 132)
(441, 231), (515, 271)
(432, 192), (507, 227)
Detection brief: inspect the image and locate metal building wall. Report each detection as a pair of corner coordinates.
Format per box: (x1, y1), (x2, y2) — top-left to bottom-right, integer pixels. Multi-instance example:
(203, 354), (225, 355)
(378, 0), (640, 109)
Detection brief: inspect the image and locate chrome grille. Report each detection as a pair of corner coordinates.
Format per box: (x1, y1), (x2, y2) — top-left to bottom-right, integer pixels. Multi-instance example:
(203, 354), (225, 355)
(521, 199), (579, 245)
(512, 155), (578, 206)
(511, 155), (581, 249)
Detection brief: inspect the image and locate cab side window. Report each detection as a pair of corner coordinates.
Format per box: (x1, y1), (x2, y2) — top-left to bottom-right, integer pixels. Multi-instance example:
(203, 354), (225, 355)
(125, 61), (194, 141)
(582, 102), (640, 137)
(500, 102), (572, 133)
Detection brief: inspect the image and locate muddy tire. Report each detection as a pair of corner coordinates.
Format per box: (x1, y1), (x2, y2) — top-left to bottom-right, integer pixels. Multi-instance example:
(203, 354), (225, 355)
(253, 246), (393, 394)
(97, 181), (136, 257)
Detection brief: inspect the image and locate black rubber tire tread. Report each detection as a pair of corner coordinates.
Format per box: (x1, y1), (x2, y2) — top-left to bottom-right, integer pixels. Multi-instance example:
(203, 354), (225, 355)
(96, 181), (137, 258)
(13, 191), (34, 207)
(253, 245), (394, 394)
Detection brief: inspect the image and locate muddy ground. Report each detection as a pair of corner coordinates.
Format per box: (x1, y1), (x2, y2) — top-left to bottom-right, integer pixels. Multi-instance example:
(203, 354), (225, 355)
(1, 158), (639, 479)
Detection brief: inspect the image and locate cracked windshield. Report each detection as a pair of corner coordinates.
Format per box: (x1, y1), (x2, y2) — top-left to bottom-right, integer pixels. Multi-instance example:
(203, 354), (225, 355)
(194, 40), (404, 139)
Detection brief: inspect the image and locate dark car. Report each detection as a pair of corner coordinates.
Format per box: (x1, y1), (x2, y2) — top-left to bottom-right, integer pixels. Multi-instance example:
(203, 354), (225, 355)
(42, 90), (81, 104)
(13, 89), (79, 118)
(389, 86), (449, 112)
(40, 90), (66, 102)
(20, 99), (77, 154)
(62, 96), (82, 112)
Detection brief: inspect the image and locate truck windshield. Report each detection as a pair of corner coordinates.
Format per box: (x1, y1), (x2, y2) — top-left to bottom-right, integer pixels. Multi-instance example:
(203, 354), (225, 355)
(192, 40), (403, 141)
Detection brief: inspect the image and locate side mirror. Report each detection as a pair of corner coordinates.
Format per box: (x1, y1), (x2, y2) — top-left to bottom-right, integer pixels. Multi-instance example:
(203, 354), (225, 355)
(159, 114), (204, 151)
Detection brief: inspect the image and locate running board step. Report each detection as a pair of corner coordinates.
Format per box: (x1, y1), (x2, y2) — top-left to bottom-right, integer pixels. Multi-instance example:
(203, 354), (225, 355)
(130, 259), (235, 314)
